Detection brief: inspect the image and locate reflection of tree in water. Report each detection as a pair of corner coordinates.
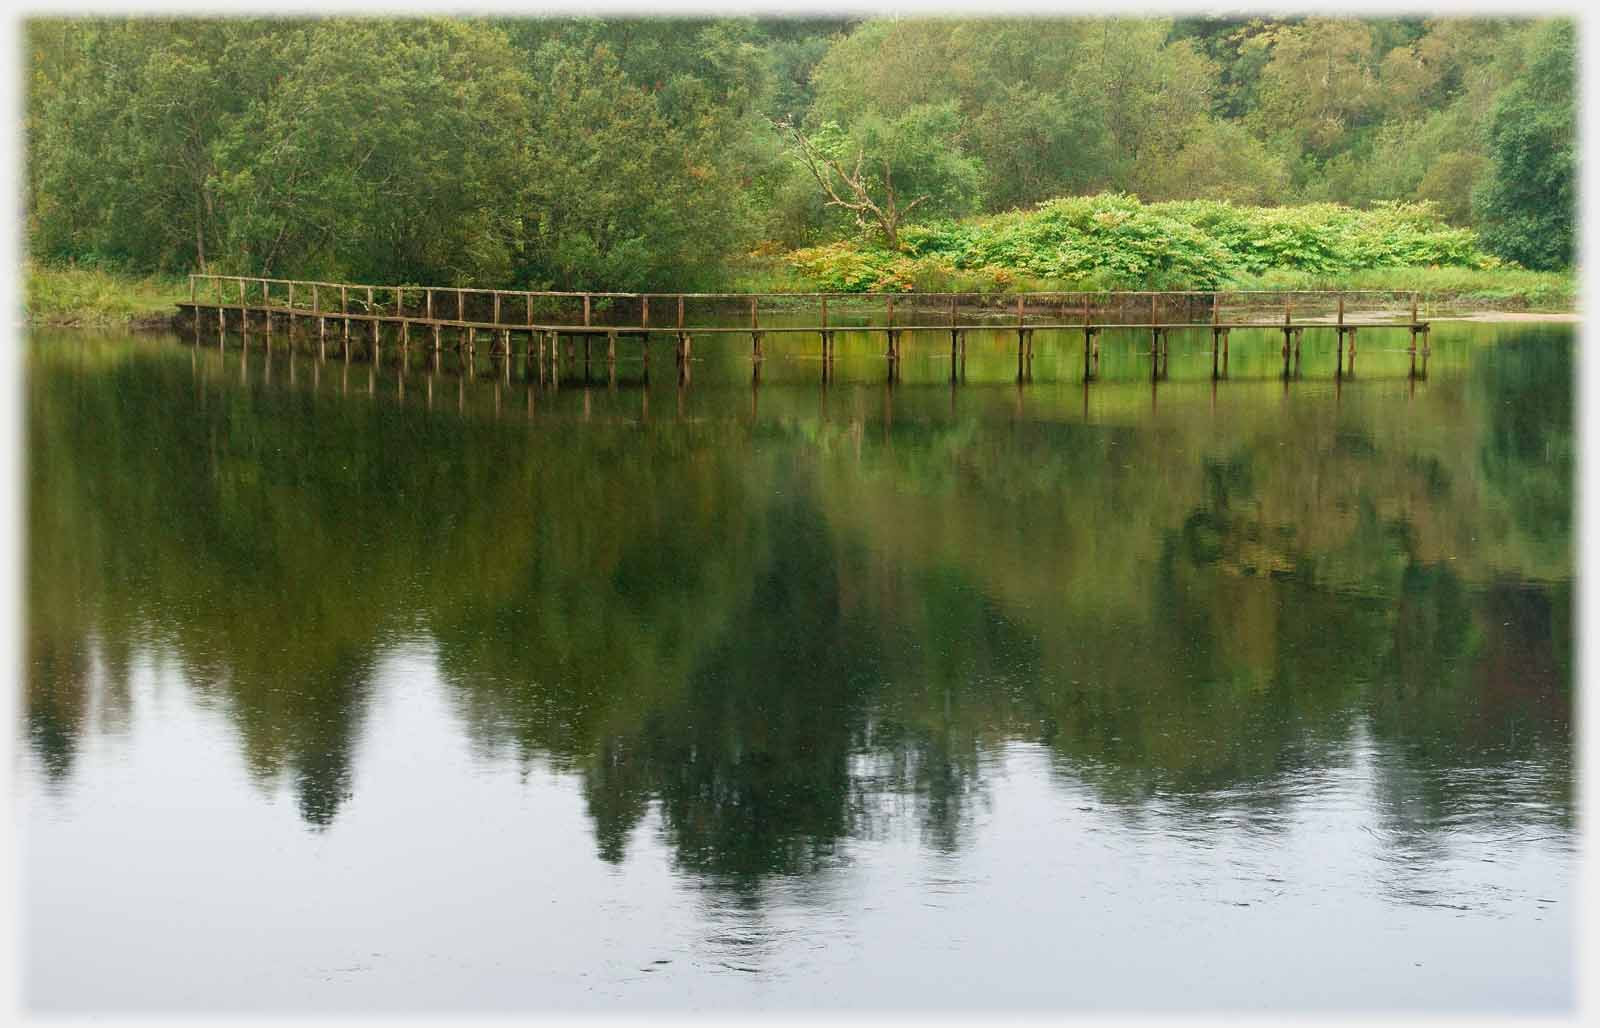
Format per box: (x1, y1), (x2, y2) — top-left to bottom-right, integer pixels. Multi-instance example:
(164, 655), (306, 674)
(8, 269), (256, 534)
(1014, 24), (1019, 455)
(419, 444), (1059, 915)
(26, 342), (403, 824)
(1366, 330), (1573, 841)
(198, 649), (378, 828)
(1477, 326), (1572, 568)
(578, 493), (923, 882)
(24, 631), (90, 784)
(1370, 572), (1572, 841)
(25, 329), (1575, 886)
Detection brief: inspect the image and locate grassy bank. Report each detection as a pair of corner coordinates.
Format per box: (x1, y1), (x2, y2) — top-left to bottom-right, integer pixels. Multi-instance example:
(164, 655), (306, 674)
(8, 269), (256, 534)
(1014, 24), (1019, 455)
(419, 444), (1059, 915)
(730, 258), (1576, 310)
(1227, 267), (1576, 310)
(23, 263), (188, 327)
(25, 217), (1577, 332)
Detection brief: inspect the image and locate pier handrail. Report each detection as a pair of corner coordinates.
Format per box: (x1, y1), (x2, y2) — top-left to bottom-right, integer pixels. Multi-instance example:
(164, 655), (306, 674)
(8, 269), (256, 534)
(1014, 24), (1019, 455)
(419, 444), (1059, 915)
(180, 272), (1431, 386)
(186, 272), (1419, 305)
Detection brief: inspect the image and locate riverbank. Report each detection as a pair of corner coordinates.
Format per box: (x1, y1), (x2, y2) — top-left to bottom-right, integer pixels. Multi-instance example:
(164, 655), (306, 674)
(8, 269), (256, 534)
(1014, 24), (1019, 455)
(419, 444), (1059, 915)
(26, 259), (1577, 332)
(23, 263), (186, 329)
(727, 258), (1578, 312)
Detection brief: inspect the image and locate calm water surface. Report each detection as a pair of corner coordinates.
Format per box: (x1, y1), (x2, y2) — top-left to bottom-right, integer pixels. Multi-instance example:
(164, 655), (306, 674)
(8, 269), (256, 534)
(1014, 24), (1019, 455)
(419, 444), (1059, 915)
(21, 321), (1574, 1012)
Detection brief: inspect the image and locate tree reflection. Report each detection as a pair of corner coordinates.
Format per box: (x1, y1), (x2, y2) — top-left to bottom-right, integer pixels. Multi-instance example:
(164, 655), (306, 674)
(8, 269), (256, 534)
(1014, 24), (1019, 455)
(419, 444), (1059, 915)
(24, 326), (1575, 887)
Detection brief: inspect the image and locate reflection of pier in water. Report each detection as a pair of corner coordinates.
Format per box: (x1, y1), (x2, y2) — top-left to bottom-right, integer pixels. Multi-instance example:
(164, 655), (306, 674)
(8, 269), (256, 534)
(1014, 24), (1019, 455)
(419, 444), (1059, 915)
(195, 328), (1438, 435)
(177, 275), (1434, 386)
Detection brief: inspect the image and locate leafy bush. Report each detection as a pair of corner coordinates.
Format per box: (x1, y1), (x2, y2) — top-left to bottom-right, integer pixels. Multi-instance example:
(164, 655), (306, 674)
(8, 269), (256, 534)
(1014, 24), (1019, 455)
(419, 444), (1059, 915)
(787, 192), (1513, 291)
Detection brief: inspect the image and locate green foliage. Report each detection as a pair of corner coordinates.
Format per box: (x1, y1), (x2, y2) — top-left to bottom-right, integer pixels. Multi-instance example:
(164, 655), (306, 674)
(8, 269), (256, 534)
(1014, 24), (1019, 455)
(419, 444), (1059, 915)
(1230, 266), (1574, 309)
(23, 261), (188, 326)
(516, 41), (754, 290)
(788, 193), (1507, 292)
(1247, 17), (1384, 159)
(789, 103), (982, 248)
(1473, 19), (1576, 270)
(23, 15), (1578, 287)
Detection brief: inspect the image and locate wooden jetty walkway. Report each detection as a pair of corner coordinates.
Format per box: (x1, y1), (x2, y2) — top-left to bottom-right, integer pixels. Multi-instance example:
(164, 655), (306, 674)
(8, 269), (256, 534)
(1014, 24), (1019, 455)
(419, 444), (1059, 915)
(176, 274), (1433, 383)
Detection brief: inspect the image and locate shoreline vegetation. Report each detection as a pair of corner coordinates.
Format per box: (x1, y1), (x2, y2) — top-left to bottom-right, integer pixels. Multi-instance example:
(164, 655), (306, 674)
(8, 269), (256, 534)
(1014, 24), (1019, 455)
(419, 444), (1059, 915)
(24, 17), (1575, 327)
(24, 251), (1577, 332)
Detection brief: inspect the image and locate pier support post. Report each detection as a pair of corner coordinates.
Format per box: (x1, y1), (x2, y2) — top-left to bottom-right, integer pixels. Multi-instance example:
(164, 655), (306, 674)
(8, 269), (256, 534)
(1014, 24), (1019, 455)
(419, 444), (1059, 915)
(1282, 298), (1294, 379)
(751, 297), (763, 361)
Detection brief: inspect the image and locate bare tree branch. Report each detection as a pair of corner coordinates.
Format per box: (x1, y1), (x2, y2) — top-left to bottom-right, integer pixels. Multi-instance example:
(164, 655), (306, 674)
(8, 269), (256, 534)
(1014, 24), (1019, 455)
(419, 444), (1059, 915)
(777, 118), (929, 251)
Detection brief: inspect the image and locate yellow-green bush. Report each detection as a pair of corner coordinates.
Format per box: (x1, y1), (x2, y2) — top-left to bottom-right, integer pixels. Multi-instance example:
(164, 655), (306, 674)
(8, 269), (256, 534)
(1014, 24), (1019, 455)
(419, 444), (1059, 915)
(787, 193), (1511, 292)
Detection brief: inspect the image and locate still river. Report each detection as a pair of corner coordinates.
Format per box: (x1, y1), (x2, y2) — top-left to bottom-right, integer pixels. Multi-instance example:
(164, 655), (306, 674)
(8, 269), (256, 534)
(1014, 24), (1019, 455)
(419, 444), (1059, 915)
(20, 318), (1574, 1012)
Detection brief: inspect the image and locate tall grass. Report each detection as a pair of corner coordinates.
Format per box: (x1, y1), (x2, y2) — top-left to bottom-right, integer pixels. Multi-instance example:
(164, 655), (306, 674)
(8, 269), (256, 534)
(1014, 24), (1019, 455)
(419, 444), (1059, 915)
(24, 262), (189, 326)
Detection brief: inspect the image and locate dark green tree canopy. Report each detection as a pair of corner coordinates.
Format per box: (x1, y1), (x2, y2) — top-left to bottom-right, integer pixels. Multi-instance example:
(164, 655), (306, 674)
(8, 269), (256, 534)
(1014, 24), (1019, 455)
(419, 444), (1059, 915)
(1472, 20), (1576, 270)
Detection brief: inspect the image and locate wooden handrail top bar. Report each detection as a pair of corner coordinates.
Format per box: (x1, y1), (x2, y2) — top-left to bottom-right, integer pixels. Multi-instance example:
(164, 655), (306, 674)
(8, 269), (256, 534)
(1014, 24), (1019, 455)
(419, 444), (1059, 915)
(185, 273), (1418, 303)
(174, 302), (1426, 335)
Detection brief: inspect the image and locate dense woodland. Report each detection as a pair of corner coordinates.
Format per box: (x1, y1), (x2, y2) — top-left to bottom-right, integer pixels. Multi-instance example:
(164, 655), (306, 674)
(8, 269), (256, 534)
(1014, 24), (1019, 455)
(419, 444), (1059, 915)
(24, 16), (1578, 291)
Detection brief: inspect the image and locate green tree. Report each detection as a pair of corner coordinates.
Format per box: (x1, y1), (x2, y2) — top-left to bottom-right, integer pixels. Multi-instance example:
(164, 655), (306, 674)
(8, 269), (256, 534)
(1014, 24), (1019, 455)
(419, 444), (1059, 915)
(784, 104), (982, 250)
(213, 19), (532, 283)
(1248, 17), (1383, 160)
(516, 43), (755, 288)
(1473, 19), (1576, 269)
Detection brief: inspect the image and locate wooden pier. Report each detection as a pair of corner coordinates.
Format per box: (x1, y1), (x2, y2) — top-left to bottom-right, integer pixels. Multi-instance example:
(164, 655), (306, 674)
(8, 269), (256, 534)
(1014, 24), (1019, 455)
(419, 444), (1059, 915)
(175, 275), (1433, 383)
